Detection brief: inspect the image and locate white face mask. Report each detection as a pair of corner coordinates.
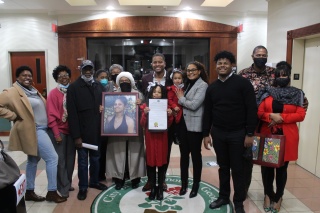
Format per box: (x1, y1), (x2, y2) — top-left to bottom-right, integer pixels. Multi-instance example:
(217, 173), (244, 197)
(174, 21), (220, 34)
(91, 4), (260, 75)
(81, 75), (93, 82)
(59, 83), (69, 89)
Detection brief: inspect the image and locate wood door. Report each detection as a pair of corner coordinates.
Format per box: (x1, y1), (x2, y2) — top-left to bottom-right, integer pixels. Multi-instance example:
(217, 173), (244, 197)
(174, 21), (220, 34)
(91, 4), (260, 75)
(10, 52), (47, 98)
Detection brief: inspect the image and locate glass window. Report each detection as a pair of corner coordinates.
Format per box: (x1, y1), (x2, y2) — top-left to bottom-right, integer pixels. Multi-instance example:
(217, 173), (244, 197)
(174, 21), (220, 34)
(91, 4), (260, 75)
(87, 38), (209, 80)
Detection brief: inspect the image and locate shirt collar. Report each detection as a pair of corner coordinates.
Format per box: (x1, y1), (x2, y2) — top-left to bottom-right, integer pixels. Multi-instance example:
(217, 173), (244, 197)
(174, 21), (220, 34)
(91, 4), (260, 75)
(153, 70), (167, 86)
(218, 71), (234, 82)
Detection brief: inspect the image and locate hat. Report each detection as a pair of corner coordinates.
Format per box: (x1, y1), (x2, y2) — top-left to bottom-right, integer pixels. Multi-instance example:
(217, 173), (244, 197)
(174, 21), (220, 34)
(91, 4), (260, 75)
(116, 71), (135, 87)
(80, 60), (94, 71)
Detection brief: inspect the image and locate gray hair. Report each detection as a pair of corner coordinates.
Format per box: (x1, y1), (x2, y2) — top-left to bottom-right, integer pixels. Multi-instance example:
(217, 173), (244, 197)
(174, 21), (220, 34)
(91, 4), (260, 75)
(109, 64), (123, 73)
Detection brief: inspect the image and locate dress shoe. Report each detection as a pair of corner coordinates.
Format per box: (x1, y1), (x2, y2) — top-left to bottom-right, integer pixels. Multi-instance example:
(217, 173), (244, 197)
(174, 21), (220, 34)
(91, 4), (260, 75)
(69, 186), (75, 191)
(45, 191), (67, 203)
(77, 189), (87, 200)
(149, 186), (157, 200)
(132, 182), (140, 189)
(157, 186), (164, 200)
(209, 198), (230, 209)
(142, 181), (151, 192)
(89, 183), (108, 191)
(115, 183), (123, 190)
(25, 190), (45, 202)
(179, 181), (188, 196)
(163, 182), (167, 191)
(189, 182), (199, 198)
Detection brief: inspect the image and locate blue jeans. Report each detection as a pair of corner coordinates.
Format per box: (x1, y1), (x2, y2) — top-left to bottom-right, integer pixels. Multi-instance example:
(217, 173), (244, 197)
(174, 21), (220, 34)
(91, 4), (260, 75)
(26, 126), (58, 191)
(77, 146), (100, 190)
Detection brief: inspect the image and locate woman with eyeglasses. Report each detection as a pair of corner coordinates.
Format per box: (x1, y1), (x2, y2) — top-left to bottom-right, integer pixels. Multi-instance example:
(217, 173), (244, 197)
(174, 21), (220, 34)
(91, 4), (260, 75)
(175, 61), (209, 198)
(47, 65), (76, 199)
(0, 66), (66, 203)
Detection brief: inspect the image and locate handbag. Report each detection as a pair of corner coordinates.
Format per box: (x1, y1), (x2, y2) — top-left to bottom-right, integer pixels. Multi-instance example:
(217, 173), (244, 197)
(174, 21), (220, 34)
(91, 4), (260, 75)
(252, 133), (286, 168)
(0, 139), (20, 189)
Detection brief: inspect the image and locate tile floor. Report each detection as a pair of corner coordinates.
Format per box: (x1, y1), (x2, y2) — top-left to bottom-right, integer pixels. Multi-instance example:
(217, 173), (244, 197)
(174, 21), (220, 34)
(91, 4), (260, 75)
(1, 136), (320, 213)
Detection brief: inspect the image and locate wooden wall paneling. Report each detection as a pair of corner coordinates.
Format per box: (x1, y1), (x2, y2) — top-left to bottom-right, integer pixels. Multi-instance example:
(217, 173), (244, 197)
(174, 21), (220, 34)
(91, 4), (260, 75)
(58, 37), (87, 82)
(58, 16), (238, 81)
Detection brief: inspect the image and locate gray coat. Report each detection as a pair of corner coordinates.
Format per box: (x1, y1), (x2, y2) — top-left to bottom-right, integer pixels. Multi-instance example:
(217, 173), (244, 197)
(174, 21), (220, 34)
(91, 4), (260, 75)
(106, 88), (146, 180)
(178, 78), (208, 132)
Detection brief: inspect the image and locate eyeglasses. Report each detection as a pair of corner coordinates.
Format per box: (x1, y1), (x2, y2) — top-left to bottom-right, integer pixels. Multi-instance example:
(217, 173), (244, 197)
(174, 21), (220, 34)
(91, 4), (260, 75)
(186, 68), (198, 73)
(58, 74), (69, 78)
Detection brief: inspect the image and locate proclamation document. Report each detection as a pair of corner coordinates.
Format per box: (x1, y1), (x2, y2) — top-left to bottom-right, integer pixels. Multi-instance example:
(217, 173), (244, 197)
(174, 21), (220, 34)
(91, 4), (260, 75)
(148, 99), (168, 131)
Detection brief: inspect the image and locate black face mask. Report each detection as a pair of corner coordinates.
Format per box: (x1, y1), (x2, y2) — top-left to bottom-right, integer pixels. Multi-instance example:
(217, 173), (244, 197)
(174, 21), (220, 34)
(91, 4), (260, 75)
(120, 82), (132, 92)
(111, 74), (118, 82)
(275, 77), (290, 87)
(253, 58), (267, 68)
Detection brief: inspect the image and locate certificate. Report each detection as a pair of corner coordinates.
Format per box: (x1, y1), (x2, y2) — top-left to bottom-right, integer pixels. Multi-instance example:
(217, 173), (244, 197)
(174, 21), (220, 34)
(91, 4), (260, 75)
(148, 99), (168, 131)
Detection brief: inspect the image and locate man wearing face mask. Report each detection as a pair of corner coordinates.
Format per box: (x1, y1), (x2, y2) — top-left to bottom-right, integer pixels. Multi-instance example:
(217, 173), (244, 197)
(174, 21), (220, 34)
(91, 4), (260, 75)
(67, 60), (108, 201)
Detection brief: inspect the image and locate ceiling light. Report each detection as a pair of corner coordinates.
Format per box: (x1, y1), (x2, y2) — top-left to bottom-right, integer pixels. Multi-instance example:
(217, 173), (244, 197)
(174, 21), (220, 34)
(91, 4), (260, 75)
(201, 0), (233, 7)
(106, 6), (114, 10)
(0, 0), (4, 4)
(118, 0), (181, 6)
(184, 6), (192, 10)
(65, 0), (97, 6)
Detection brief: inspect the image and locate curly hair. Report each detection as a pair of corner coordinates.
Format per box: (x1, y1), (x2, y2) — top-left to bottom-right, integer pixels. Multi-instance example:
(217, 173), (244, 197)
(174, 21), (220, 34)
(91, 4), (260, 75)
(52, 65), (71, 82)
(16, 66), (33, 78)
(275, 61), (292, 78)
(146, 84), (167, 105)
(214, 51), (236, 65)
(186, 61), (209, 83)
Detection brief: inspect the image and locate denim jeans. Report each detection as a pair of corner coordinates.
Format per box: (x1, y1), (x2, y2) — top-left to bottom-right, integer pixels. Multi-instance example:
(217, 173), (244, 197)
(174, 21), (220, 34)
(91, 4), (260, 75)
(77, 146), (100, 190)
(26, 126), (58, 191)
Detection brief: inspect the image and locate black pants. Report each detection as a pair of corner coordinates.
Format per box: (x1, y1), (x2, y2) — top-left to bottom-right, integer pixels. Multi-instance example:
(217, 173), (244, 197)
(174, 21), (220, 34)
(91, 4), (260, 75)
(243, 158), (253, 194)
(261, 162), (289, 202)
(147, 165), (165, 187)
(99, 137), (107, 179)
(178, 118), (203, 183)
(211, 127), (246, 204)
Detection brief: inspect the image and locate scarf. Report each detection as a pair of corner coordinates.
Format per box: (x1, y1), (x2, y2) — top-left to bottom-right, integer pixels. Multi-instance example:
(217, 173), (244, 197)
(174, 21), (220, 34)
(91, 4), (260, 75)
(257, 86), (304, 106)
(57, 85), (68, 122)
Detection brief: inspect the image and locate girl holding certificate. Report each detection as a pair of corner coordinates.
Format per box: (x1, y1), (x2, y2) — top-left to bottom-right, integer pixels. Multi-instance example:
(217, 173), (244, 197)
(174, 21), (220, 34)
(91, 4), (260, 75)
(140, 83), (173, 201)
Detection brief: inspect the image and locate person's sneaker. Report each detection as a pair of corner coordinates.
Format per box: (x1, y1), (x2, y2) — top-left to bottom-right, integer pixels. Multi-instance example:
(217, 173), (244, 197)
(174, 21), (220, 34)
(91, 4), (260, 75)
(89, 182), (108, 190)
(77, 189), (87, 200)
(45, 191), (67, 203)
(25, 190), (45, 202)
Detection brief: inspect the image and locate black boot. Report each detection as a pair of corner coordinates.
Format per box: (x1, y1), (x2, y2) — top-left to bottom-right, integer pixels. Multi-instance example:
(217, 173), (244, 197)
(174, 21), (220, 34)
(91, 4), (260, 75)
(149, 185), (157, 200)
(157, 185), (164, 200)
(189, 182), (199, 198)
(179, 181), (188, 195)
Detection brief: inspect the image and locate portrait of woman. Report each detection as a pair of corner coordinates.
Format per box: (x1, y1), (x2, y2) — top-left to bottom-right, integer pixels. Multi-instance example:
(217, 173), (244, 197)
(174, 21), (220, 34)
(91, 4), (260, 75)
(103, 95), (137, 135)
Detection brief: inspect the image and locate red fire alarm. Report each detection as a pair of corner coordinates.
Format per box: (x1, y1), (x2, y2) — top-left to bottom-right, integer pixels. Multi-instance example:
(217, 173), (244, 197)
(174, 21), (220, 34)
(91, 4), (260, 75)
(51, 23), (57, 33)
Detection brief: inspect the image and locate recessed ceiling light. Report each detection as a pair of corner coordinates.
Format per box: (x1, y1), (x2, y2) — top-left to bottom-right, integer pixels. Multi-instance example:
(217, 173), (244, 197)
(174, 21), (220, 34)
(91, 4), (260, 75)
(0, 0), (4, 4)
(184, 6), (192, 10)
(201, 0), (233, 7)
(118, 0), (181, 6)
(106, 6), (114, 10)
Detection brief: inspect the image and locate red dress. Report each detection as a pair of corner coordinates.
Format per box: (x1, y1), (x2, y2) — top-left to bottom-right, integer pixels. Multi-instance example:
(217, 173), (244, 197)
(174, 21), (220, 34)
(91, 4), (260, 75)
(167, 85), (183, 123)
(257, 96), (306, 161)
(140, 103), (173, 167)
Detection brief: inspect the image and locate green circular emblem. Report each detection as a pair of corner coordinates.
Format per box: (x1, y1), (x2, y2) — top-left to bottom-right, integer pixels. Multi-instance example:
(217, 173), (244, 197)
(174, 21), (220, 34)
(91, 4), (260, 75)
(91, 175), (233, 213)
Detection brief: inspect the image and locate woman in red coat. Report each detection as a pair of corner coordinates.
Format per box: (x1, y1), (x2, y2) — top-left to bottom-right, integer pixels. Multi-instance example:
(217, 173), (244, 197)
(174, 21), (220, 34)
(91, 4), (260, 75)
(257, 62), (306, 213)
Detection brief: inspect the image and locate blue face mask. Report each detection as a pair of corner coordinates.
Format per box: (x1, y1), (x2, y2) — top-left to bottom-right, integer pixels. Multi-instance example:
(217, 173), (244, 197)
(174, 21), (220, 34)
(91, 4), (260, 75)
(100, 79), (108, 86)
(59, 84), (69, 89)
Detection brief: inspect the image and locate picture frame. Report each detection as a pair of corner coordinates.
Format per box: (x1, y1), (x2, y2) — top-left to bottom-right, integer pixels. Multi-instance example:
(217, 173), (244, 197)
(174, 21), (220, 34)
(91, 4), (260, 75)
(101, 92), (139, 136)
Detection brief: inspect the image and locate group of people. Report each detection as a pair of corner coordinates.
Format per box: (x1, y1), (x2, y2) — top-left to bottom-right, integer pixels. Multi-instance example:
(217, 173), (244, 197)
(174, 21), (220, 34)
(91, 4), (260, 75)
(0, 46), (307, 213)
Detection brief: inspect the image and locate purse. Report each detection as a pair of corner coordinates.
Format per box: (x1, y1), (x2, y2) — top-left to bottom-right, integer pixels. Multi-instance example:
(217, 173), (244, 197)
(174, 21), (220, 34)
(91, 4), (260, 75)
(0, 139), (20, 189)
(252, 133), (286, 168)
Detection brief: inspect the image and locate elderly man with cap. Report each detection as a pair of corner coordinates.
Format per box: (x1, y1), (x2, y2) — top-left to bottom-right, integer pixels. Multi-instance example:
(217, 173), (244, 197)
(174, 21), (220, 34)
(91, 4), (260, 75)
(67, 60), (107, 201)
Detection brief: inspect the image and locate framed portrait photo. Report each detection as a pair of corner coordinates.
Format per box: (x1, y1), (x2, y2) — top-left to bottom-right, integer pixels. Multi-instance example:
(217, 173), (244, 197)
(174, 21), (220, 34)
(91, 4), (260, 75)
(101, 92), (139, 136)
